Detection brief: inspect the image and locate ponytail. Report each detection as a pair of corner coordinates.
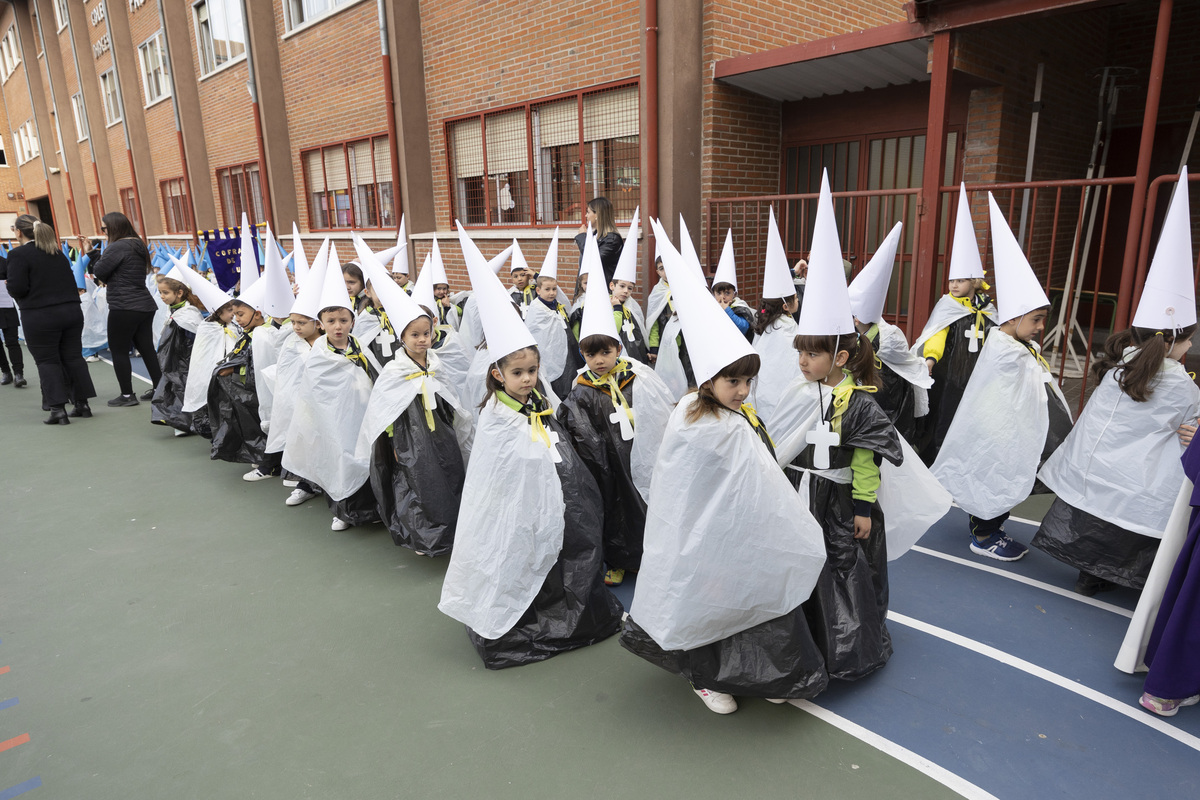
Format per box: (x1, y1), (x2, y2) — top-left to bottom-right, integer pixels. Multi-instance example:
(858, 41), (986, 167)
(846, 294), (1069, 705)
(14, 213), (59, 255)
(1091, 324), (1195, 402)
(755, 296), (794, 336)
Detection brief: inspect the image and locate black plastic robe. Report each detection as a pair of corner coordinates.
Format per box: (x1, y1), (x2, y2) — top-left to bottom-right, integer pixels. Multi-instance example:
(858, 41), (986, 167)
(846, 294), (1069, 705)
(207, 334), (267, 464)
(150, 320), (195, 432)
(920, 304), (997, 464)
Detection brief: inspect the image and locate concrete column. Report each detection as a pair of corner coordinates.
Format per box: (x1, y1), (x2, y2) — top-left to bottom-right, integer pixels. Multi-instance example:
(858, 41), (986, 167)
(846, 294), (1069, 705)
(243, 0), (297, 230)
(384, 0), (435, 235)
(64, 0), (117, 213)
(655, 0), (702, 268)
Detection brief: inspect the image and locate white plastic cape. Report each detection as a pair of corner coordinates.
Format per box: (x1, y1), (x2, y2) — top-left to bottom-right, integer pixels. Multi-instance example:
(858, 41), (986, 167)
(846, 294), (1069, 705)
(932, 331), (1072, 519)
(910, 293), (998, 354)
(646, 282), (671, 330)
(80, 278), (108, 350)
(1039, 355), (1199, 538)
(622, 359), (676, 503)
(356, 348), (474, 463)
(752, 316), (800, 423)
(654, 315), (689, 401)
(524, 301), (568, 385)
(458, 294), (484, 350)
(264, 333), (311, 453)
(1115, 477), (1192, 673)
(148, 273), (170, 344)
(629, 395), (827, 651)
(163, 303), (202, 340)
(182, 322), (235, 413)
(438, 396), (567, 639)
(353, 309), (384, 355)
(432, 327), (472, 406)
(770, 378), (953, 559)
(281, 336), (375, 500)
(464, 346), (492, 426)
(623, 296), (647, 334)
(252, 323), (289, 430)
(875, 319), (932, 417)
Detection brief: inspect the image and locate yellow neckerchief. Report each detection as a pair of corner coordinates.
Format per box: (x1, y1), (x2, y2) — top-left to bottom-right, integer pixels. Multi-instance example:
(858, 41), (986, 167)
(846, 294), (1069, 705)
(438, 302), (451, 326)
(582, 360), (635, 429)
(1018, 338), (1053, 374)
(863, 323), (884, 369)
(497, 388), (555, 449)
(949, 290), (993, 343)
(739, 402), (775, 448)
(827, 370), (878, 435)
(231, 330), (253, 356)
(330, 336), (371, 375)
(378, 310), (395, 338)
(516, 285), (533, 305)
(402, 350), (437, 431)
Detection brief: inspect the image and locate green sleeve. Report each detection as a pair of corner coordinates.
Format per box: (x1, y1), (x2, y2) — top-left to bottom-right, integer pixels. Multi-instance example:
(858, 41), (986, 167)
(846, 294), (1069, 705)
(648, 319), (662, 348)
(850, 447), (881, 504)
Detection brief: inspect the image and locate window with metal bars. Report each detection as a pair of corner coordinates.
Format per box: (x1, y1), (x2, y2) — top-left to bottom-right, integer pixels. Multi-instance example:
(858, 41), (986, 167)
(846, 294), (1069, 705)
(216, 161), (264, 227)
(120, 188), (141, 235)
(161, 178), (191, 234)
(446, 81), (639, 228)
(301, 134), (395, 231)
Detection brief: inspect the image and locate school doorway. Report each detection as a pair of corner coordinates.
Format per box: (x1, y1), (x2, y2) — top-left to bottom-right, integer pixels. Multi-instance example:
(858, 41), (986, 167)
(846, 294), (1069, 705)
(29, 195), (54, 228)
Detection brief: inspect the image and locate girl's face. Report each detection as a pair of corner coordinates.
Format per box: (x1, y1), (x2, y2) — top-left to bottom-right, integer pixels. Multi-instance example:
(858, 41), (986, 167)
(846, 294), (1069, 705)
(434, 284), (450, 299)
(320, 308), (355, 348)
(655, 263), (666, 282)
(344, 273), (364, 297)
(536, 278), (558, 302)
(583, 343), (620, 376)
(797, 347), (848, 385)
(492, 348), (539, 403)
(610, 280), (635, 304)
(708, 375), (753, 411)
(948, 278), (974, 298)
(579, 273), (589, 293)
(783, 295), (800, 314)
(158, 284), (183, 305)
(402, 316), (433, 358)
(1169, 335), (1193, 362)
(289, 314), (320, 341)
(215, 304), (236, 325)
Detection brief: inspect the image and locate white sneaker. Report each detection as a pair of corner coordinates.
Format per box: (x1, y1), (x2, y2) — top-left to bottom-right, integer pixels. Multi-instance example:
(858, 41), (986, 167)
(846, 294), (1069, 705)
(331, 517), (350, 531)
(85, 355), (101, 362)
(242, 468), (276, 482)
(692, 687), (737, 714)
(286, 488), (318, 506)
(173, 428), (190, 437)
(282, 479), (299, 488)
(766, 698), (788, 704)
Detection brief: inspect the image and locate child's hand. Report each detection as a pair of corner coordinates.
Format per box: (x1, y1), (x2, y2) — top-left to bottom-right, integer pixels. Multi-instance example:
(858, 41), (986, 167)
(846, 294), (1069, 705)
(648, 353), (657, 364)
(853, 515), (871, 539)
(1178, 423), (1197, 447)
(926, 357), (936, 376)
(217, 367), (235, 377)
(716, 296), (730, 309)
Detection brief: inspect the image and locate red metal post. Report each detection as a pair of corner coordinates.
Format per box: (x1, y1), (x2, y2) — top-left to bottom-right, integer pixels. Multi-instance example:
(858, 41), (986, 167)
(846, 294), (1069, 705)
(913, 30), (953, 332)
(1114, 0), (1172, 330)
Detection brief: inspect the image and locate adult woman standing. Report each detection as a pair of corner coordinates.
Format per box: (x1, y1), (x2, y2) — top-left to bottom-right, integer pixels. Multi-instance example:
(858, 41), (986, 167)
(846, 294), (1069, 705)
(4, 214), (95, 424)
(574, 197), (623, 287)
(83, 212), (162, 406)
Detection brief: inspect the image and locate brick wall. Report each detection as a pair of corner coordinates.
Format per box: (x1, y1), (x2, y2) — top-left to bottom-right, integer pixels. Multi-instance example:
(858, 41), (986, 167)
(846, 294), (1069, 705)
(128, 3), (182, 237)
(0, 6), (24, 217)
(51, 11), (99, 230)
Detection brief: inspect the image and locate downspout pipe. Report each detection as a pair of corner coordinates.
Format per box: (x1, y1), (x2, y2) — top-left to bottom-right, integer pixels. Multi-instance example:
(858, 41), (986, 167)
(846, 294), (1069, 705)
(643, 0), (659, 287)
(157, 0), (198, 244)
(238, 0), (273, 228)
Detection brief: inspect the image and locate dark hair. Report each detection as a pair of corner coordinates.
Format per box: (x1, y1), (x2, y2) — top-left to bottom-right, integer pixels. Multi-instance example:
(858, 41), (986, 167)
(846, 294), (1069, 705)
(15, 213), (59, 255)
(711, 282), (735, 294)
(755, 295), (797, 335)
(480, 346), (539, 409)
(342, 263), (364, 287)
(536, 274), (558, 288)
(579, 334), (620, 356)
(587, 197), (617, 238)
(793, 332), (881, 388)
(318, 305), (353, 321)
(686, 353), (761, 423)
(101, 211), (138, 243)
(1092, 324), (1196, 402)
(156, 275), (198, 308)
(400, 313), (433, 337)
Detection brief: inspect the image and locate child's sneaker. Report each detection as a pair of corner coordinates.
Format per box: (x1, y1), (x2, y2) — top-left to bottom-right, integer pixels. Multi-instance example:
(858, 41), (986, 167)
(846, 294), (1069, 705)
(604, 568), (625, 586)
(692, 687), (737, 714)
(286, 488), (319, 506)
(1139, 692), (1200, 717)
(282, 479), (299, 488)
(970, 531), (1028, 561)
(331, 517), (350, 531)
(242, 467), (276, 482)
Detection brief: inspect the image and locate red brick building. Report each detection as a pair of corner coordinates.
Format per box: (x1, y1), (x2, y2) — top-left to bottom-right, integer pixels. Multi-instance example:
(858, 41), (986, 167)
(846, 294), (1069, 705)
(0, 0), (1195, 341)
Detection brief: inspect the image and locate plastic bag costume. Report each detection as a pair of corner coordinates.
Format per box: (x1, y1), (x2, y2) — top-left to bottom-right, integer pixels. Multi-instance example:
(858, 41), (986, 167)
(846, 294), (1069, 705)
(207, 329), (268, 464)
(183, 321), (236, 438)
(1033, 354), (1199, 588)
(438, 390), (623, 669)
(264, 332), (310, 455)
(865, 319), (932, 443)
(150, 302), (203, 432)
(932, 330), (1074, 521)
(525, 299), (584, 399)
(80, 277), (108, 351)
(358, 348), (473, 556)
(619, 395), (830, 698)
(752, 315), (801, 423)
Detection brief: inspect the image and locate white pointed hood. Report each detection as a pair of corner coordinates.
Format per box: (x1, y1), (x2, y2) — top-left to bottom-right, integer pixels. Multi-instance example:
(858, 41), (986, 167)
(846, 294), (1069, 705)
(613, 208), (639, 284)
(317, 245), (354, 314)
(238, 212), (259, 290)
(1133, 167), (1196, 331)
(175, 258), (234, 314)
(988, 192), (1050, 323)
(539, 228), (560, 281)
(291, 223), (309, 284)
(412, 253), (438, 315)
(488, 244), (514, 275)
(761, 205), (796, 300)
(848, 221), (903, 324)
(238, 275), (267, 313)
(509, 238), (530, 275)
(430, 237), (449, 285)
(712, 229), (738, 290)
(678, 214), (705, 280)
(353, 234), (425, 334)
(289, 238), (332, 320)
(948, 183), (985, 281)
(796, 170), (856, 336)
(458, 222), (535, 361)
(579, 224), (621, 343)
(261, 227), (297, 318)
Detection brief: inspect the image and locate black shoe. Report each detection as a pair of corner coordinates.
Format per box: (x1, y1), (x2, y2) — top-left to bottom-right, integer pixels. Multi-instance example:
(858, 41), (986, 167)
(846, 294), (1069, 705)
(1074, 570), (1116, 597)
(139, 388), (155, 401)
(0, 372), (10, 385)
(107, 394), (139, 407)
(13, 372), (26, 388)
(69, 401), (92, 418)
(44, 407), (70, 425)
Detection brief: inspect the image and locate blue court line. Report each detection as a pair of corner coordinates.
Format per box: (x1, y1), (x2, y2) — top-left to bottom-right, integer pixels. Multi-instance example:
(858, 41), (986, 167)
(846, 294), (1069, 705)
(0, 698), (16, 711)
(0, 778), (41, 800)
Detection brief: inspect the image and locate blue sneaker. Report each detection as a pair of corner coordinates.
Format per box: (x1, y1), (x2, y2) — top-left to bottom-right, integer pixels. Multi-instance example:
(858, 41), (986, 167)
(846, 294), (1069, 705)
(970, 531), (1028, 561)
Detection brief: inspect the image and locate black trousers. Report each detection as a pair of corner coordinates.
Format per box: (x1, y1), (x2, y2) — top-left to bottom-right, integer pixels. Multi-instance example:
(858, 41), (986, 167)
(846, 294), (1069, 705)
(21, 302), (96, 409)
(108, 308), (163, 395)
(969, 512), (1011, 540)
(0, 324), (22, 373)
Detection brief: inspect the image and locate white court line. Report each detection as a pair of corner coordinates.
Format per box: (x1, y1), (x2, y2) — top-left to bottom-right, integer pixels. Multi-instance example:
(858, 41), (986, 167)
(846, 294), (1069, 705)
(793, 700), (1000, 800)
(909, 545), (1134, 618)
(98, 355), (154, 384)
(887, 611), (1200, 754)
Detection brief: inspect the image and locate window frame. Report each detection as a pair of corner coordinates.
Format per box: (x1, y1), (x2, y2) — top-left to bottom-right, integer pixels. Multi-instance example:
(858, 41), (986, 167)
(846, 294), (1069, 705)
(0, 28), (20, 83)
(443, 79), (640, 229)
(71, 92), (88, 142)
(120, 187), (141, 235)
(160, 177), (193, 235)
(100, 69), (122, 126)
(0, 133), (7, 167)
(283, 0), (366, 35)
(215, 160), (264, 228)
(138, 30), (172, 107)
(54, 0), (70, 33)
(192, 0), (247, 78)
(300, 132), (397, 232)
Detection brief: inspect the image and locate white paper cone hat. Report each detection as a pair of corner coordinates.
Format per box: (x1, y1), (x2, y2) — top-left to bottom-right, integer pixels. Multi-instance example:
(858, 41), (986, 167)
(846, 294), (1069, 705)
(651, 217), (755, 385)
(376, 241), (407, 273)
(173, 258), (234, 314)
(796, 171), (856, 336)
(261, 228), (297, 318)
(848, 221), (903, 324)
(988, 192), (1051, 323)
(613, 208), (639, 284)
(579, 228), (621, 343)
(317, 245), (354, 314)
(509, 238), (529, 275)
(761, 205), (796, 301)
(678, 214), (705, 279)
(1133, 167), (1196, 331)
(457, 222), (535, 361)
(159, 257), (182, 283)
(412, 253), (437, 314)
(238, 276), (267, 313)
(238, 212), (260, 290)
(430, 237), (449, 285)
(539, 228), (560, 281)
(713, 228), (737, 290)
(948, 183), (985, 281)
(291, 223), (309, 284)
(353, 235), (425, 333)
(289, 239), (331, 319)
(488, 244), (514, 275)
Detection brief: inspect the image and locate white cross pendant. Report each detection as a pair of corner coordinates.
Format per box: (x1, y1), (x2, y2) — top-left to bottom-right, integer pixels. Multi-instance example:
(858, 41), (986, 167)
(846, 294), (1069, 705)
(622, 317), (636, 338)
(546, 429), (563, 463)
(806, 420), (839, 470)
(379, 331), (394, 357)
(609, 407), (635, 441)
(964, 326), (984, 353)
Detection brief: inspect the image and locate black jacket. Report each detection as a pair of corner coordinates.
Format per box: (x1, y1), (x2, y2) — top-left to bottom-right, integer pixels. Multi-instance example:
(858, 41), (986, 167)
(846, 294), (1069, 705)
(4, 242), (81, 310)
(574, 231), (624, 287)
(90, 237), (156, 313)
